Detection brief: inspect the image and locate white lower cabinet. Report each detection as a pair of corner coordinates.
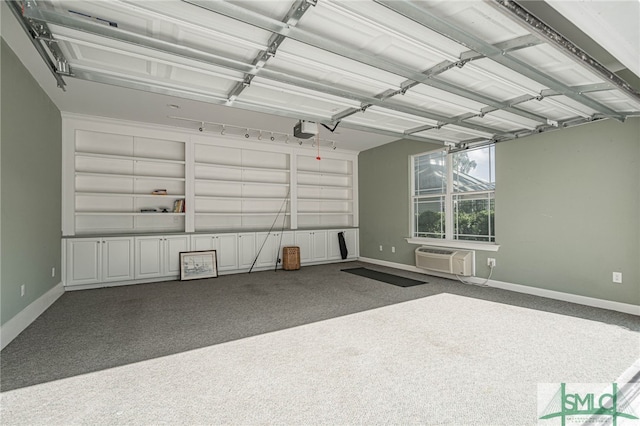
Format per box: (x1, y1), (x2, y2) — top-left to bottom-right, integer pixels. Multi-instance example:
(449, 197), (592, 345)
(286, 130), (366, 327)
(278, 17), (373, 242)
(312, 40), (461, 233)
(237, 233), (257, 269)
(255, 232), (294, 268)
(135, 235), (191, 279)
(66, 237), (134, 286)
(65, 228), (358, 287)
(191, 233), (238, 271)
(327, 229), (358, 260)
(295, 230), (328, 264)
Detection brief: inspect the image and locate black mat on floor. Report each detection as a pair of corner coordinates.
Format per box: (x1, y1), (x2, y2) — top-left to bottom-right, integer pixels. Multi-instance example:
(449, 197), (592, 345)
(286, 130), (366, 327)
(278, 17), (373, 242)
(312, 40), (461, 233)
(342, 267), (427, 287)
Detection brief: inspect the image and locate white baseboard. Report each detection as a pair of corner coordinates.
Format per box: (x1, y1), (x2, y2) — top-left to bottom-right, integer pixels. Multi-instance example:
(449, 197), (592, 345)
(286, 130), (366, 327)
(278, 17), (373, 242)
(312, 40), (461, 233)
(358, 257), (640, 316)
(481, 278), (640, 316)
(1, 282), (65, 350)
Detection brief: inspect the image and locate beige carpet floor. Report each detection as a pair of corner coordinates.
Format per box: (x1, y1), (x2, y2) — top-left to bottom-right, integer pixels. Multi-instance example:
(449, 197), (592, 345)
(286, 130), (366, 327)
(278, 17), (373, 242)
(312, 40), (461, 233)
(2, 287), (638, 425)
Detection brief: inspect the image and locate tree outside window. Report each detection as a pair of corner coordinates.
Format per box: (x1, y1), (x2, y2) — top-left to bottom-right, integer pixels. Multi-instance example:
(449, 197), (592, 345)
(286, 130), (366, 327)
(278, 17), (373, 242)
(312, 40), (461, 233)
(412, 146), (495, 242)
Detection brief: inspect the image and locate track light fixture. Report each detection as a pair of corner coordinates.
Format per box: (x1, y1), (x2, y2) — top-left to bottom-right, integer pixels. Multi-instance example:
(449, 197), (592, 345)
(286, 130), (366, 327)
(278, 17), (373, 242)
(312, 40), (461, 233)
(168, 116), (337, 148)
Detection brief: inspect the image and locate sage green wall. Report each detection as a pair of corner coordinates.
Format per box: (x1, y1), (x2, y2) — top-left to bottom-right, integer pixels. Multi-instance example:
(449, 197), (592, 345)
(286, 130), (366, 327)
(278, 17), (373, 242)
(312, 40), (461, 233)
(1, 38), (62, 325)
(359, 118), (639, 306)
(358, 139), (441, 263)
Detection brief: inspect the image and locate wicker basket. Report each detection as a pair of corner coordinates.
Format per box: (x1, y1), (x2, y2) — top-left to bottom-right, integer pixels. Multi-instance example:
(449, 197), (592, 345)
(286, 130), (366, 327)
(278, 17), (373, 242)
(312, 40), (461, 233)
(282, 246), (301, 271)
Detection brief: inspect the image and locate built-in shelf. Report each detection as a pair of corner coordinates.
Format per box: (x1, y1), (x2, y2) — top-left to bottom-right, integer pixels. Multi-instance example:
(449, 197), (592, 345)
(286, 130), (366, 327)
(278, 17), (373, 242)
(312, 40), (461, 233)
(76, 152), (185, 165)
(194, 177), (289, 186)
(197, 212), (291, 216)
(296, 183), (351, 189)
(297, 211), (352, 215)
(195, 162), (289, 173)
(75, 212), (186, 216)
(195, 195), (286, 201)
(297, 169), (351, 177)
(76, 172), (185, 181)
(76, 192), (186, 198)
(298, 197), (352, 202)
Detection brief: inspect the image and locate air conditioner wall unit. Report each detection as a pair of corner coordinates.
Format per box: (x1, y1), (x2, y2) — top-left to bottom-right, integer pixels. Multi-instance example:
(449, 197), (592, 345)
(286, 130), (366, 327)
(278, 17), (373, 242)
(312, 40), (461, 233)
(415, 247), (473, 276)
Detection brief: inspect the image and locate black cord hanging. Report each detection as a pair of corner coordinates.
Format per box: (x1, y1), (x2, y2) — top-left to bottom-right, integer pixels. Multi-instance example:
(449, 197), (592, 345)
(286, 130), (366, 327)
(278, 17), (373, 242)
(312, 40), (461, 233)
(321, 122), (340, 133)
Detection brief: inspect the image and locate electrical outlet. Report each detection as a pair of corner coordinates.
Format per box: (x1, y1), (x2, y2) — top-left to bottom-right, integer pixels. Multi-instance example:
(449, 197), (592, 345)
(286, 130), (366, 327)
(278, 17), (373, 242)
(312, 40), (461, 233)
(379, 245), (383, 252)
(487, 258), (496, 267)
(391, 246), (395, 253)
(612, 272), (622, 283)
(21, 285), (25, 297)
(51, 267), (56, 277)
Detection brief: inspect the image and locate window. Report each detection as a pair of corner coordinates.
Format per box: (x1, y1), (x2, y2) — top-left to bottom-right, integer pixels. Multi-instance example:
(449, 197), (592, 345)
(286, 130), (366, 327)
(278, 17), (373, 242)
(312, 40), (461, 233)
(411, 145), (495, 242)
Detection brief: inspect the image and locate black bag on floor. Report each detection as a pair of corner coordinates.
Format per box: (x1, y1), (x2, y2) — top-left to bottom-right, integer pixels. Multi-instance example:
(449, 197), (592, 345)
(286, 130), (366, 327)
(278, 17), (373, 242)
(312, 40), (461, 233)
(338, 231), (348, 259)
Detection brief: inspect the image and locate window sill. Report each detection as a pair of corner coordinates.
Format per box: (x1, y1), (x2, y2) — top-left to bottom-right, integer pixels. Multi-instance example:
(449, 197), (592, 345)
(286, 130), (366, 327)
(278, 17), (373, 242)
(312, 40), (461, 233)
(405, 238), (500, 252)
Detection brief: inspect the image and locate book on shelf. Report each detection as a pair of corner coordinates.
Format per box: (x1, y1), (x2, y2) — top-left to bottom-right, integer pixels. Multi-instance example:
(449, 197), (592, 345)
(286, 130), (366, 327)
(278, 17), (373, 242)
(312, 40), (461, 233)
(152, 189), (168, 195)
(173, 198), (185, 213)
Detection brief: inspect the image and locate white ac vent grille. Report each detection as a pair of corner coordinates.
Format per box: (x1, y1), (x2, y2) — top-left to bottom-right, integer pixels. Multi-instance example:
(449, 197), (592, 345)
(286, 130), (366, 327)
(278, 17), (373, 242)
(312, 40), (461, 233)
(416, 248), (455, 255)
(415, 247), (473, 276)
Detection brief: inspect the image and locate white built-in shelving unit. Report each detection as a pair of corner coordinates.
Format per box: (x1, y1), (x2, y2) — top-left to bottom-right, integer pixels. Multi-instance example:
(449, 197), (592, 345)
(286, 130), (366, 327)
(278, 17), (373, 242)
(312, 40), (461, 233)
(193, 143), (291, 231)
(296, 154), (355, 229)
(63, 115), (358, 236)
(73, 130), (186, 235)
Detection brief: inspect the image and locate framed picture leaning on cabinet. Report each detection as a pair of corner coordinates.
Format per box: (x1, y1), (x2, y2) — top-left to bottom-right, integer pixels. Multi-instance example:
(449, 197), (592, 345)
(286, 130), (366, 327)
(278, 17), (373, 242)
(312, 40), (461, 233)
(179, 250), (218, 280)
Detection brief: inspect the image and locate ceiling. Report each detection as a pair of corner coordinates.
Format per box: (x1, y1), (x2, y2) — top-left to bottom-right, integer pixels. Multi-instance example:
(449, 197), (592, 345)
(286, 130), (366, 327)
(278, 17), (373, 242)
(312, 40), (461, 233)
(3, 0), (640, 152)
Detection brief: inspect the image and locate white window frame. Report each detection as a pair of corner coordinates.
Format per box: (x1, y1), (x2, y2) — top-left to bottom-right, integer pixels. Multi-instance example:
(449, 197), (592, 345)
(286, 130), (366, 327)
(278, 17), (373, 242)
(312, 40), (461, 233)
(408, 147), (500, 252)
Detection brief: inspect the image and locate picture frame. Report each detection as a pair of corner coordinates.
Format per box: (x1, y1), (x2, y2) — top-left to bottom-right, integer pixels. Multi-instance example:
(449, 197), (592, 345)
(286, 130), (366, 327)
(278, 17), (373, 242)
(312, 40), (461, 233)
(179, 250), (218, 281)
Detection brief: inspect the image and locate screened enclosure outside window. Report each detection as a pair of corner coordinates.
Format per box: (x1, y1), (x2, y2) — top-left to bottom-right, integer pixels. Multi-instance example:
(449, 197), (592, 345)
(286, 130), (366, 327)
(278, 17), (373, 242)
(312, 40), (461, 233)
(412, 145), (495, 242)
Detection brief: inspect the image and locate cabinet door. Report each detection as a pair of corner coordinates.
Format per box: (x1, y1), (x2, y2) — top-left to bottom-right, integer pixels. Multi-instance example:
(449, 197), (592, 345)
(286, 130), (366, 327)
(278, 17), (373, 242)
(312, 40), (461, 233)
(237, 233), (257, 268)
(343, 229), (358, 259)
(102, 237), (134, 282)
(312, 230), (328, 261)
(215, 233), (238, 271)
(164, 235), (190, 276)
(135, 237), (164, 279)
(254, 232), (277, 268)
(327, 230), (357, 260)
(66, 239), (101, 286)
(295, 231), (313, 264)
(192, 235), (215, 251)
(327, 230), (342, 260)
